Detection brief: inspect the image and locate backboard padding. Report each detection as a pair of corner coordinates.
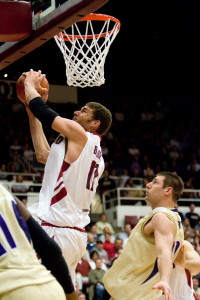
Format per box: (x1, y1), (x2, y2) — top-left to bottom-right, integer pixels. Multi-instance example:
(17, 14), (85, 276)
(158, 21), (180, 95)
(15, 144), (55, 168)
(0, 0), (109, 70)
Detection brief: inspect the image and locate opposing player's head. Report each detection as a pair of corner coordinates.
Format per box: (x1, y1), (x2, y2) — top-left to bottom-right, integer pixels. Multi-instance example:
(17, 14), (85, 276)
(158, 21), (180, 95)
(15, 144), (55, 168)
(145, 172), (184, 207)
(73, 102), (112, 135)
(157, 172), (184, 202)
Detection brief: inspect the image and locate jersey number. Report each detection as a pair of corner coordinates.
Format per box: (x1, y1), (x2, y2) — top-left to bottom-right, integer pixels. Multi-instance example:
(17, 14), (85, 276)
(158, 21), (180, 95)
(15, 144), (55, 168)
(86, 160), (99, 191)
(0, 214), (16, 257)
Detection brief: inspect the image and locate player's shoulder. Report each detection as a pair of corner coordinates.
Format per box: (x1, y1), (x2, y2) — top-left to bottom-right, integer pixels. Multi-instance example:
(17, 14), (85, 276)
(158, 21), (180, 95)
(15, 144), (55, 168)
(151, 211), (174, 227)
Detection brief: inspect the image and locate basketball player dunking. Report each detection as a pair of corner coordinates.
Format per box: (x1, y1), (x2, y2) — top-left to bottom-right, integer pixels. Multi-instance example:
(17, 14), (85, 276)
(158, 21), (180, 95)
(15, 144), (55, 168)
(21, 69), (112, 283)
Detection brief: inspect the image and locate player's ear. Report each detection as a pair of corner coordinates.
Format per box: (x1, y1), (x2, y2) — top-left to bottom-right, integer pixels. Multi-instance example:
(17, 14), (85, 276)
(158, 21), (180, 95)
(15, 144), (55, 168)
(164, 187), (173, 196)
(91, 120), (101, 131)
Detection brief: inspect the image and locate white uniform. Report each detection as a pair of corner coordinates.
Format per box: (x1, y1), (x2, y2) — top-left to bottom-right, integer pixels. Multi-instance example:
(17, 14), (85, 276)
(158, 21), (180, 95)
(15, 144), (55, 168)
(0, 183), (65, 299)
(158, 265), (198, 300)
(29, 132), (104, 282)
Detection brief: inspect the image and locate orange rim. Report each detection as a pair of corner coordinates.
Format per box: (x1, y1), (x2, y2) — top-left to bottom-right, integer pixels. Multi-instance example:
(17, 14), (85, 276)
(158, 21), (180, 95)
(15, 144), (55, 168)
(56, 13), (121, 41)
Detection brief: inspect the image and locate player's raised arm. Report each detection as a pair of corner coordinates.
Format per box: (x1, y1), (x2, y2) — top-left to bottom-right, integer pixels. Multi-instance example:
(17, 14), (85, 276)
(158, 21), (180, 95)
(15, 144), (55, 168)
(24, 70), (88, 142)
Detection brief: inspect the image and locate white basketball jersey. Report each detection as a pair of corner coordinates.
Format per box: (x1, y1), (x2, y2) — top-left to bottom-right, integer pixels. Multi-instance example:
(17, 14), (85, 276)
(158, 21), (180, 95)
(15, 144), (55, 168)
(29, 132), (104, 228)
(158, 265), (198, 300)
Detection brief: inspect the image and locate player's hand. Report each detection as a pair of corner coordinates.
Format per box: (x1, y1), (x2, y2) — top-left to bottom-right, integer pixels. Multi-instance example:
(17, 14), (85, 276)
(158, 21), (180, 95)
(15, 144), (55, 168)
(23, 69), (48, 93)
(152, 281), (174, 300)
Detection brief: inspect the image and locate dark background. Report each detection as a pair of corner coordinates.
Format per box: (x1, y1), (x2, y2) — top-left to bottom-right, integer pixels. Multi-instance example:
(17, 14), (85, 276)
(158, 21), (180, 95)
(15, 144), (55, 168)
(1, 0), (200, 100)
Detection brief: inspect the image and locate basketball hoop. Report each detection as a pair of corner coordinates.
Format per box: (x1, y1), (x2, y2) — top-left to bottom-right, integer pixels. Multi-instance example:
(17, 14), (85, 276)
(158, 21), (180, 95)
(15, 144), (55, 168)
(54, 13), (120, 88)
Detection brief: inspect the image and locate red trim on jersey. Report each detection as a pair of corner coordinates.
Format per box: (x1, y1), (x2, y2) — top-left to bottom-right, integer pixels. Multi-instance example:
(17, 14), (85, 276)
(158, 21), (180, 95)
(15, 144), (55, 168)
(50, 161), (70, 206)
(185, 269), (191, 287)
(185, 269), (198, 299)
(41, 221), (86, 233)
(51, 186), (67, 206)
(92, 132), (102, 141)
(54, 180), (64, 192)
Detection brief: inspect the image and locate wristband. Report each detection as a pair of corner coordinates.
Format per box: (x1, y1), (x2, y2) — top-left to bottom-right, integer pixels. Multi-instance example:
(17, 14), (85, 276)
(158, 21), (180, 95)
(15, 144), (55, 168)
(29, 97), (59, 127)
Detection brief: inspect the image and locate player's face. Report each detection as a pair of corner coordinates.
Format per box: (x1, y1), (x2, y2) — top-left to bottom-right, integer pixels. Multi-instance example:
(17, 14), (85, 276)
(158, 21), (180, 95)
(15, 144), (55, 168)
(73, 105), (95, 130)
(145, 175), (165, 206)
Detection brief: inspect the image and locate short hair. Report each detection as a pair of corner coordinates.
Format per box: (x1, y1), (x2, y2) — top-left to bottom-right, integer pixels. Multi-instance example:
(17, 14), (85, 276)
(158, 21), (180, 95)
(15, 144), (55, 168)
(86, 102), (112, 136)
(157, 171), (184, 202)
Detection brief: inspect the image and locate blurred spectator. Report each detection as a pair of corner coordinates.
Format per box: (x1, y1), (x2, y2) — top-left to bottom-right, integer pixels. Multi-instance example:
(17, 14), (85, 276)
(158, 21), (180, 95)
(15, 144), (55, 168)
(174, 203), (185, 222)
(169, 145), (180, 161)
(89, 250), (107, 272)
(186, 203), (200, 228)
(119, 169), (130, 187)
(114, 109), (124, 122)
(11, 175), (28, 193)
(143, 163), (154, 179)
(88, 258), (107, 300)
(127, 143), (140, 158)
(75, 256), (91, 292)
(188, 158), (200, 173)
(0, 163), (7, 180)
(123, 178), (143, 205)
(87, 233), (96, 252)
(101, 141), (109, 160)
(98, 227), (115, 243)
(96, 213), (115, 235)
(77, 292), (87, 300)
(182, 179), (197, 203)
(117, 223), (132, 246)
(102, 235), (123, 261)
(9, 138), (23, 157)
(130, 156), (142, 177)
(87, 223), (98, 242)
(102, 233), (115, 260)
(193, 277), (200, 295)
(195, 220), (200, 234)
(98, 170), (116, 200)
(7, 153), (23, 173)
(194, 236), (200, 251)
(23, 142), (34, 162)
(183, 218), (194, 238)
(92, 240), (111, 267)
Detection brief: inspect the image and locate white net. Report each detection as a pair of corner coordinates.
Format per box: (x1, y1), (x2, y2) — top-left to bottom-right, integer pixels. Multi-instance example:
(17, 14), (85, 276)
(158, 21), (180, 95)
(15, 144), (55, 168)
(54, 14), (120, 88)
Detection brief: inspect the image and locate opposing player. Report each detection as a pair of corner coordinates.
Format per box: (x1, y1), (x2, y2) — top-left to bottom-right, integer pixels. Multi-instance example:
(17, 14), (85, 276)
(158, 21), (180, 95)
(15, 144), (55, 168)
(158, 240), (200, 300)
(103, 172), (184, 300)
(21, 69), (112, 283)
(0, 183), (74, 300)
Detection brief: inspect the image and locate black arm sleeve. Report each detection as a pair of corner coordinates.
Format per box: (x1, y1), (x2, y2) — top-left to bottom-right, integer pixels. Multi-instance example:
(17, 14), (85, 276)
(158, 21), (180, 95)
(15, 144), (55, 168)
(26, 216), (74, 294)
(29, 97), (59, 128)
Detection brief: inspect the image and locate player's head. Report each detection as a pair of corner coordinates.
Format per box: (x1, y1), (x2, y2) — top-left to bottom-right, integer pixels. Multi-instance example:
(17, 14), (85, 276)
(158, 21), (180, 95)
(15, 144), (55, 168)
(86, 102), (112, 135)
(157, 171), (184, 202)
(73, 102), (112, 135)
(145, 172), (184, 206)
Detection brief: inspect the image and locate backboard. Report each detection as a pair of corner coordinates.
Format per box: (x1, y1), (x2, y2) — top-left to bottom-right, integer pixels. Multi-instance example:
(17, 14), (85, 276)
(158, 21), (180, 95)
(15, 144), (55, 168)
(0, 0), (109, 70)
